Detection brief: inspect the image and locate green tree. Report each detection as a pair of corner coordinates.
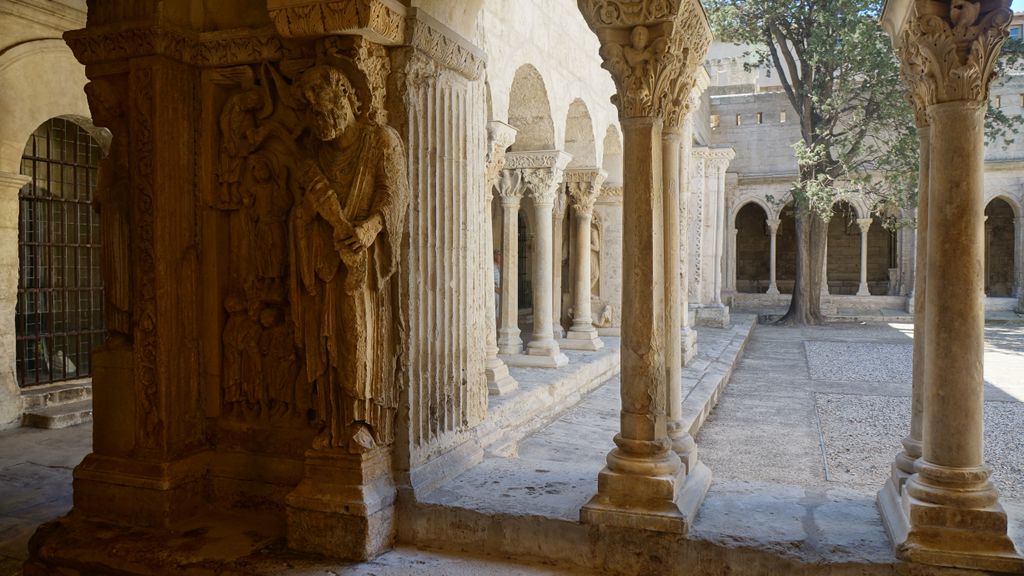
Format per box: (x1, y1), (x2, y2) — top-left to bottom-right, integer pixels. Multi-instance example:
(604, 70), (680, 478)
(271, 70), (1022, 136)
(705, 0), (920, 325)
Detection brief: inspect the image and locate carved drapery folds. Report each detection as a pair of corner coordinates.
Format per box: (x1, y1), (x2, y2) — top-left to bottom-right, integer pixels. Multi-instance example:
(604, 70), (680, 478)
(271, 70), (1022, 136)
(578, 0), (712, 120)
(212, 37), (409, 452)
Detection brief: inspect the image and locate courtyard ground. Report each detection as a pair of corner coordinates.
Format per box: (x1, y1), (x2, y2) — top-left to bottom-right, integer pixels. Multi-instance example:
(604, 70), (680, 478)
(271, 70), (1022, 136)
(1, 321), (1022, 574)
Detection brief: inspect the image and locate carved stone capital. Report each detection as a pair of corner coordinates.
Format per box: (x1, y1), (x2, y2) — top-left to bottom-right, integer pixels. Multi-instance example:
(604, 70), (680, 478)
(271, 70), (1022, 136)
(702, 147), (735, 172)
(890, 0), (1013, 108)
(496, 169), (526, 206)
(486, 122), (519, 192)
(566, 168), (609, 215)
(857, 218), (874, 233)
(578, 0), (712, 120)
(767, 218), (781, 234)
(267, 0), (406, 44)
(505, 150), (573, 205)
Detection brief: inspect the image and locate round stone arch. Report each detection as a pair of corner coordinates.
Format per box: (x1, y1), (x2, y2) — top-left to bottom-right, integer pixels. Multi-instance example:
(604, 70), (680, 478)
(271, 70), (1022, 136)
(730, 195), (772, 228)
(507, 64), (556, 152)
(984, 196), (1018, 297)
(601, 125), (623, 185)
(733, 201), (772, 293)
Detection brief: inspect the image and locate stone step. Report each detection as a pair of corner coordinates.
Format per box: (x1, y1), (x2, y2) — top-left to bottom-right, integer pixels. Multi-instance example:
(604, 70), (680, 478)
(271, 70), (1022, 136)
(22, 398), (93, 429)
(20, 381), (93, 410)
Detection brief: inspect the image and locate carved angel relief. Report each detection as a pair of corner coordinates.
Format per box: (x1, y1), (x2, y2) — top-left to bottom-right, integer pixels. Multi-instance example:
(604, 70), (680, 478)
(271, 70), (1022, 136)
(213, 39), (409, 453)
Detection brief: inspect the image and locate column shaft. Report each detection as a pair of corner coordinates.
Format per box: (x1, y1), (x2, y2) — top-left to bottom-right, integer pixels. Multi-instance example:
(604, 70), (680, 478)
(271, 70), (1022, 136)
(767, 221), (780, 296)
(857, 219), (872, 296)
(552, 200), (566, 338)
(572, 212), (595, 329)
(497, 199), (522, 355)
(712, 166), (725, 305)
(906, 128), (929, 475)
(526, 197), (564, 362)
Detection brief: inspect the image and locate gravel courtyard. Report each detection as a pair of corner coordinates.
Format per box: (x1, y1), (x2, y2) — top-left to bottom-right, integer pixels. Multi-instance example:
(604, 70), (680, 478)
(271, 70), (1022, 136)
(698, 321), (1024, 503)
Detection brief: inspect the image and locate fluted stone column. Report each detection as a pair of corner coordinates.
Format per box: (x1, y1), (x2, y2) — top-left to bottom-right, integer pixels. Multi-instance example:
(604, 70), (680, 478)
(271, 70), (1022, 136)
(767, 218), (781, 296)
(496, 171), (525, 356)
(485, 122), (519, 395)
(578, 0), (712, 534)
(0, 172), (30, 430)
(563, 169), (606, 351)
(552, 191), (569, 338)
(857, 218), (873, 296)
(503, 151), (571, 368)
(880, 1), (1023, 571)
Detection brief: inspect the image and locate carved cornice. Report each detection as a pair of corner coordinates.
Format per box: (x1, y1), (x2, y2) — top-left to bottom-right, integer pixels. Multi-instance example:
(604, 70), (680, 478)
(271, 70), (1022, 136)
(696, 147), (735, 171)
(267, 0), (405, 44)
(600, 183), (624, 200)
(894, 1), (1012, 108)
(405, 9), (485, 80)
(64, 25), (284, 67)
(566, 168), (609, 215)
(505, 150), (572, 205)
(578, 0), (712, 120)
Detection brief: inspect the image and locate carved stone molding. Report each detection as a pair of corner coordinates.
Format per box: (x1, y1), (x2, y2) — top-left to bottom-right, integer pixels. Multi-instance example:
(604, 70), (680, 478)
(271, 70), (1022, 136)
(505, 150), (573, 205)
(599, 183), (623, 202)
(578, 0), (712, 120)
(895, 0), (1013, 108)
(566, 168), (609, 215)
(700, 147), (735, 172)
(495, 169), (526, 206)
(267, 0), (406, 44)
(405, 9), (485, 81)
(486, 122), (518, 192)
(64, 25), (284, 67)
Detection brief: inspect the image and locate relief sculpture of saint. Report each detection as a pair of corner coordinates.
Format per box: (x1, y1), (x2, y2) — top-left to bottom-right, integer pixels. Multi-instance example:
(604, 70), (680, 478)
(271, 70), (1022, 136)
(291, 64), (409, 453)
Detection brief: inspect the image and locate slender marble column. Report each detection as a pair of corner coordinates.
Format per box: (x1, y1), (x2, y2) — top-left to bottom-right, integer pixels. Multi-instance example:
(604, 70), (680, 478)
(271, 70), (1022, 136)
(821, 241), (830, 296)
(1014, 216), (1023, 305)
(503, 151), (571, 368)
(552, 192), (568, 338)
(495, 171), (525, 356)
(856, 218), (873, 296)
(712, 161), (726, 305)
(563, 169), (605, 351)
(484, 122), (519, 395)
(767, 218), (781, 296)
(727, 226), (738, 294)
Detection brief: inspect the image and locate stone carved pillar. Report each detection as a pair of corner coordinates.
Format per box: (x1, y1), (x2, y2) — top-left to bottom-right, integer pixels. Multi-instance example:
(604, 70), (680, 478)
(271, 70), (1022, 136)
(767, 218), (781, 296)
(880, 1), (1023, 571)
(57, 30), (204, 530)
(0, 172), (30, 429)
(496, 171), (525, 356)
(552, 191), (569, 338)
(695, 149), (733, 327)
(484, 122), (519, 396)
(857, 218), (873, 296)
(578, 0), (713, 534)
(727, 226), (738, 294)
(680, 90), (701, 363)
(503, 150), (572, 368)
(563, 169), (607, 351)
(1014, 216), (1024, 306)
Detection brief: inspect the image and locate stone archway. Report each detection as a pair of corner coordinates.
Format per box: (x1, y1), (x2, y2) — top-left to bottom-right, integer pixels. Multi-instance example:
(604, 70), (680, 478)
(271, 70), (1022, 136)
(826, 201), (862, 295)
(985, 197), (1016, 297)
(776, 203), (798, 293)
(734, 202), (771, 293)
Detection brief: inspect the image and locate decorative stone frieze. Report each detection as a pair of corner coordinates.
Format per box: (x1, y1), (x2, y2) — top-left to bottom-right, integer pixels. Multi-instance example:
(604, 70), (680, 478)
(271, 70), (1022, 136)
(65, 26), (285, 67)
(404, 8), (485, 81)
(268, 0), (405, 44)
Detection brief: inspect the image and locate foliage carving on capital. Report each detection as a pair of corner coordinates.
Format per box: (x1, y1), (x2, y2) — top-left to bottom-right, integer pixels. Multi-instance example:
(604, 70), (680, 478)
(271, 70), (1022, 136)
(496, 169), (526, 205)
(267, 0), (405, 44)
(578, 0), (712, 120)
(486, 122), (518, 193)
(522, 167), (568, 205)
(900, 0), (1012, 107)
(566, 169), (609, 215)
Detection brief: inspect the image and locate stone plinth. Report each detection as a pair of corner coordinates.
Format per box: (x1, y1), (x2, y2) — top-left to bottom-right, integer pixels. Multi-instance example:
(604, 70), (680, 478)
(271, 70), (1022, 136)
(696, 304), (730, 328)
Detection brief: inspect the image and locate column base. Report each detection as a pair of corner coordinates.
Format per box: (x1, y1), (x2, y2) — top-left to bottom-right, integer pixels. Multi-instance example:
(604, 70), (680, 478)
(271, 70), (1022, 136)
(766, 286), (780, 296)
(682, 327), (698, 365)
(72, 452), (207, 529)
(581, 459), (711, 535)
(856, 287), (871, 297)
(695, 305), (730, 328)
(496, 328), (523, 356)
(501, 352), (569, 368)
(891, 472), (1024, 574)
(485, 358), (518, 396)
(285, 447), (396, 561)
(877, 473), (909, 548)
(561, 328), (604, 351)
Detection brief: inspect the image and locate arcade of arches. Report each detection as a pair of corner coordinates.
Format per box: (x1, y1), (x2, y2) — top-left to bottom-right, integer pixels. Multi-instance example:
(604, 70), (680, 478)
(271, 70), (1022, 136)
(0, 0), (1021, 575)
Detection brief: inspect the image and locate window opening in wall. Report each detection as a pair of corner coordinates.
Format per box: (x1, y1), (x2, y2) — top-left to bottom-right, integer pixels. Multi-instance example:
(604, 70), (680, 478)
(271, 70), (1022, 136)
(756, 112), (763, 124)
(735, 114), (742, 126)
(17, 118), (105, 387)
(995, 95), (1002, 108)
(780, 111), (787, 123)
(710, 114), (720, 129)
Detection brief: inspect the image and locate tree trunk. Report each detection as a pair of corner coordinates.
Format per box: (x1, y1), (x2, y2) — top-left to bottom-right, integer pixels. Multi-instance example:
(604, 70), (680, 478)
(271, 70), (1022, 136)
(777, 205), (827, 326)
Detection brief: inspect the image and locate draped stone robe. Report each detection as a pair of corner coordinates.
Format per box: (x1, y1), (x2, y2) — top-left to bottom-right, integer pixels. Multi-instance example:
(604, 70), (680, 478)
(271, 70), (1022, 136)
(291, 121), (408, 451)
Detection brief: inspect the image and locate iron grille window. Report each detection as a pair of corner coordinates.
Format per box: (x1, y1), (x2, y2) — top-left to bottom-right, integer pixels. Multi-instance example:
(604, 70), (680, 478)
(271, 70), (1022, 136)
(16, 118), (104, 387)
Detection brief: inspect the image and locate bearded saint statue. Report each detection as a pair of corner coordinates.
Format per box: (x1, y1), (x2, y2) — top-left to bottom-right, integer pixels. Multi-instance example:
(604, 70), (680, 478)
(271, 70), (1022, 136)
(291, 64), (409, 453)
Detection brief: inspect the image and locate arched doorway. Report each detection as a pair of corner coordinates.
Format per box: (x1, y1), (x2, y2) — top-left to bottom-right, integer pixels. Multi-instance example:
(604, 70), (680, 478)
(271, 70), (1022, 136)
(985, 198), (1016, 297)
(16, 118), (104, 387)
(734, 202), (771, 293)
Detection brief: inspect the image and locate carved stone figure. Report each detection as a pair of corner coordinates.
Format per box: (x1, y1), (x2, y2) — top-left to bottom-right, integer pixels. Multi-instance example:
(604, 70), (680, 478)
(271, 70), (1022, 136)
(218, 70), (272, 207)
(258, 306), (299, 417)
(590, 214), (602, 295)
(291, 64), (409, 453)
(222, 293), (262, 411)
(248, 153), (290, 299)
(85, 80), (132, 344)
